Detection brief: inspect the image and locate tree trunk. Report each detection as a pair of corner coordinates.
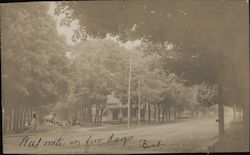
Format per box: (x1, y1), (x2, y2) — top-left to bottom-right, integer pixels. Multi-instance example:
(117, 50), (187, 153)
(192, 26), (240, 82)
(9, 107), (13, 131)
(99, 103), (106, 125)
(3, 106), (8, 133)
(76, 105), (79, 121)
(13, 108), (16, 130)
(88, 106), (91, 123)
(177, 107), (181, 119)
(24, 106), (28, 127)
(89, 104), (93, 124)
(99, 108), (103, 125)
(22, 107), (25, 128)
(145, 100), (147, 122)
(8, 108), (10, 131)
(85, 107), (88, 123)
(20, 107), (24, 128)
(174, 106), (177, 119)
(153, 105), (157, 122)
(27, 108), (30, 126)
(188, 107), (190, 119)
(168, 104), (171, 120)
(96, 104), (100, 125)
(84, 106), (86, 122)
(83, 106), (86, 123)
(165, 108), (168, 123)
(3, 107), (7, 133)
(233, 106), (236, 120)
(164, 109), (167, 122)
(161, 108), (165, 123)
(94, 104), (98, 124)
(16, 107), (20, 129)
(79, 104), (81, 120)
(148, 102), (151, 123)
(23, 107), (26, 128)
(18, 107), (21, 129)
(86, 106), (89, 123)
(16, 108), (19, 129)
(28, 107), (32, 126)
(86, 103), (92, 123)
(81, 104), (84, 122)
(23, 107), (27, 128)
(158, 104), (160, 122)
(99, 111), (102, 125)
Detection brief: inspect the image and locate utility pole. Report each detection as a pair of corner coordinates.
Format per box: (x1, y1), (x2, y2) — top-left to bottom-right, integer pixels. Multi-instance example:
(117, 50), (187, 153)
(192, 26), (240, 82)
(127, 57), (132, 128)
(217, 49), (224, 138)
(138, 78), (141, 125)
(218, 84), (224, 138)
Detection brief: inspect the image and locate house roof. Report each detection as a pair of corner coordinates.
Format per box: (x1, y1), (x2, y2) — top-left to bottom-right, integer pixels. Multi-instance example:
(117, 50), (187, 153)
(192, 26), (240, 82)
(106, 94), (122, 105)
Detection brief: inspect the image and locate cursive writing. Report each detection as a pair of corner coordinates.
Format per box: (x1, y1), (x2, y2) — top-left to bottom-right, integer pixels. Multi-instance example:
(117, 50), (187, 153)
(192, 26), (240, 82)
(19, 136), (42, 149)
(84, 135), (104, 153)
(19, 136), (66, 149)
(18, 134), (165, 153)
(44, 119), (80, 127)
(84, 133), (133, 153)
(139, 139), (165, 149)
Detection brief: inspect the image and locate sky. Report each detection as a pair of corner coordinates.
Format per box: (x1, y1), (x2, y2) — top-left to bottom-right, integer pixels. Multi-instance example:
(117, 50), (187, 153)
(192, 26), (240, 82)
(47, 2), (79, 45)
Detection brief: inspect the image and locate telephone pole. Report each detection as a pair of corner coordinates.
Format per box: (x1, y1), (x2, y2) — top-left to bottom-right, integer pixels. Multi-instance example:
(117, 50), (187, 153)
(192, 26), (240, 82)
(127, 57), (132, 128)
(138, 78), (141, 125)
(217, 48), (224, 138)
(218, 84), (224, 138)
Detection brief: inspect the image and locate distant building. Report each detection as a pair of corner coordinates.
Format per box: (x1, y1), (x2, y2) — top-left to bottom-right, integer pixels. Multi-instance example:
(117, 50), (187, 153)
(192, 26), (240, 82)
(102, 92), (128, 122)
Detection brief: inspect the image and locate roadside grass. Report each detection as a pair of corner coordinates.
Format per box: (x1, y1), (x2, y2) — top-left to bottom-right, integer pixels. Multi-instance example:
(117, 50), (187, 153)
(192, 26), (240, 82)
(209, 120), (249, 152)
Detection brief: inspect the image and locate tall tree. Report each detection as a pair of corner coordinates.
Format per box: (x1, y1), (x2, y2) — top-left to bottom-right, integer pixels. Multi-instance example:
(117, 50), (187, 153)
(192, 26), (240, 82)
(1, 3), (71, 117)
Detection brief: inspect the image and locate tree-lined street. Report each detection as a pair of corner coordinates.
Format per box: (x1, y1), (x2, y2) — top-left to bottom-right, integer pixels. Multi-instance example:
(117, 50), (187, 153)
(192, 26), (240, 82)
(1, 1), (248, 153)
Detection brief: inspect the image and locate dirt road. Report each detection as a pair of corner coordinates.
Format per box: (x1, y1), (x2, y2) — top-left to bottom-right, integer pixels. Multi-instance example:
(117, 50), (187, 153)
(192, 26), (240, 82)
(3, 118), (225, 154)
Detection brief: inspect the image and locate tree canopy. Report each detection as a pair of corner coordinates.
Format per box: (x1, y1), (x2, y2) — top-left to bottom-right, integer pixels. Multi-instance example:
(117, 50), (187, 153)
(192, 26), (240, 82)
(55, 1), (248, 107)
(2, 1), (248, 122)
(2, 3), (71, 113)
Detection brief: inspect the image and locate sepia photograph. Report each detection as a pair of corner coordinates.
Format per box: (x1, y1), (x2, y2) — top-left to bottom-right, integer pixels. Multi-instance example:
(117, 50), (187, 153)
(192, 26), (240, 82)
(1, 0), (249, 154)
